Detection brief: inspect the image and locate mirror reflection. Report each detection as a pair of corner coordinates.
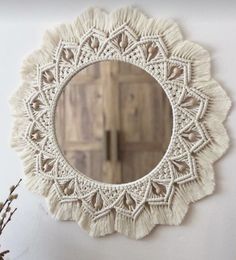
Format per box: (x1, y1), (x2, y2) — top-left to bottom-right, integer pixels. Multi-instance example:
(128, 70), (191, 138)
(55, 61), (172, 184)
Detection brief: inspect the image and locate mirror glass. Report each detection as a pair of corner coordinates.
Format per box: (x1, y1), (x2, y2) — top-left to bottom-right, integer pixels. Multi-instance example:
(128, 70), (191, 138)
(55, 61), (172, 184)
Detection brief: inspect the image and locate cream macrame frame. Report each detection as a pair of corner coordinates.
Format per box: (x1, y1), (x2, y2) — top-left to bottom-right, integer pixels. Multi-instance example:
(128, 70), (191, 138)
(11, 7), (231, 239)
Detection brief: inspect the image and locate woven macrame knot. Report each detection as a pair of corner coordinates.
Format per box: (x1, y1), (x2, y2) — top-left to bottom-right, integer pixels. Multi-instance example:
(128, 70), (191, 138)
(118, 33), (128, 51)
(43, 70), (55, 83)
(168, 66), (183, 80)
(172, 160), (188, 173)
(90, 37), (99, 52)
(62, 49), (74, 62)
(31, 99), (41, 111)
(181, 96), (198, 108)
(152, 182), (165, 195)
(147, 44), (159, 61)
(92, 192), (103, 211)
(182, 131), (198, 142)
(31, 130), (42, 141)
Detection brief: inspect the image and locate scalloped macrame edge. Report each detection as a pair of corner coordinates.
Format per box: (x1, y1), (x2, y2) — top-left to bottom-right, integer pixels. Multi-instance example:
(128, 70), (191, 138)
(10, 7), (231, 239)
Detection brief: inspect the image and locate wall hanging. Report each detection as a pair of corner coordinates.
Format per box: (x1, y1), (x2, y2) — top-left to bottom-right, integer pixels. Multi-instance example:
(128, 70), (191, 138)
(11, 7), (231, 239)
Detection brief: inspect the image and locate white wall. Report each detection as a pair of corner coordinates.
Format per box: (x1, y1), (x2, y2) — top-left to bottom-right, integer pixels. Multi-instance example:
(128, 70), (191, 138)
(0, 1), (235, 259)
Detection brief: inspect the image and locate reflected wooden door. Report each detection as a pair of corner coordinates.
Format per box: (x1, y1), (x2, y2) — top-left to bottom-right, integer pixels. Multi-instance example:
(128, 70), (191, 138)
(117, 62), (172, 183)
(55, 61), (172, 184)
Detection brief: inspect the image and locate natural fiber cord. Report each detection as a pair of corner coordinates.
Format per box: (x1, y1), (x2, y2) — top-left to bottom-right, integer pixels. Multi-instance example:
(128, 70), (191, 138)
(10, 7), (231, 239)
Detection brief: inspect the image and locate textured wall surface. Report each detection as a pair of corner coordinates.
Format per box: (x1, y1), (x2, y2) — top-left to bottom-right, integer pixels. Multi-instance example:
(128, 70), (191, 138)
(0, 0), (235, 259)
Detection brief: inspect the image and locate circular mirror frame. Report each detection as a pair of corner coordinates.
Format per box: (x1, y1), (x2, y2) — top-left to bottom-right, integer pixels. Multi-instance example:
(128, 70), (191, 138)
(11, 7), (231, 239)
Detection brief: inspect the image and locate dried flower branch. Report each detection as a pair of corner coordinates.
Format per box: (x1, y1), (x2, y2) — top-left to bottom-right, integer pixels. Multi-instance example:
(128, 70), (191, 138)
(0, 179), (21, 259)
(0, 249), (10, 260)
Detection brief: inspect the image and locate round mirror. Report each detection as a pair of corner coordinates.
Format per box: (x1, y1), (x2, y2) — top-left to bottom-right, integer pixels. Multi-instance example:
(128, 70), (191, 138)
(55, 61), (172, 184)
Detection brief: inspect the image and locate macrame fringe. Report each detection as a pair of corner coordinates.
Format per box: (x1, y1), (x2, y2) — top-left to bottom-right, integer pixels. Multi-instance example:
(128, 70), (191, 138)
(172, 41), (211, 82)
(10, 7), (231, 239)
(89, 211), (115, 237)
(194, 79), (231, 162)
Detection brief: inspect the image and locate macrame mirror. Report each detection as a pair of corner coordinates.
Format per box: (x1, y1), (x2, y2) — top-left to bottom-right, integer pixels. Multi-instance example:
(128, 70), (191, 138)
(11, 7), (231, 239)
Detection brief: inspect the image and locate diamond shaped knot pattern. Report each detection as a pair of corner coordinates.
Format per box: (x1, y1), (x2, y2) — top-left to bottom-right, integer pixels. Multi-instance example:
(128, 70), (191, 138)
(10, 7), (231, 239)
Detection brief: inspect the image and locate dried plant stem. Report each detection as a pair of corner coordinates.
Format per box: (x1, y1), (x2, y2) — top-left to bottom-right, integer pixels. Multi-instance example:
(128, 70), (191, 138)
(0, 178), (21, 259)
(0, 250), (10, 256)
(0, 179), (21, 214)
(0, 208), (17, 235)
